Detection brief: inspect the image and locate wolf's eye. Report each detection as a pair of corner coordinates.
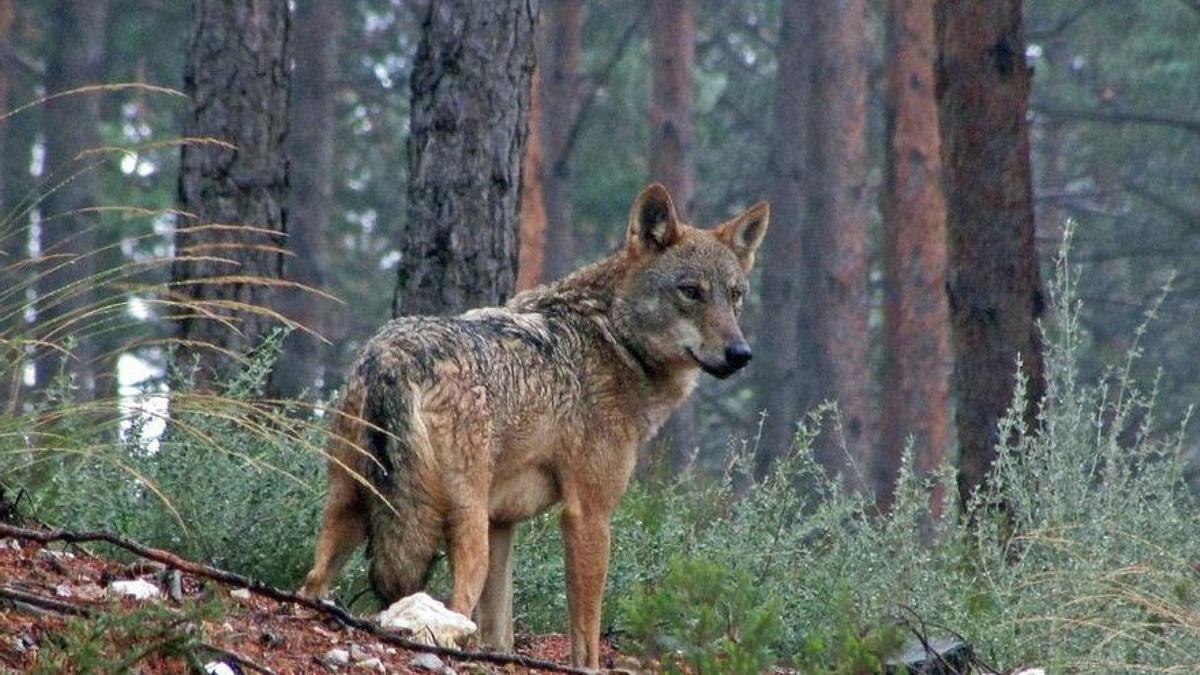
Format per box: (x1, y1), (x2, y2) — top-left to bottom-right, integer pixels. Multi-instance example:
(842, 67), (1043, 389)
(730, 288), (745, 305)
(677, 283), (705, 302)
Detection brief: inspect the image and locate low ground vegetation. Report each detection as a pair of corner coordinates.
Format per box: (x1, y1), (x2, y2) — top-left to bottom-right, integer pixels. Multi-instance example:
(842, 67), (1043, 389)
(4, 243), (1198, 672)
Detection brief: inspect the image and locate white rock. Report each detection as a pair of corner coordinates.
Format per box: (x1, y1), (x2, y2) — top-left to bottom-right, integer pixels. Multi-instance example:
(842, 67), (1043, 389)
(324, 648), (351, 667)
(229, 588), (252, 600)
(378, 592), (477, 647)
(108, 578), (161, 600)
(409, 653), (446, 672)
(355, 656), (386, 672)
(1013, 670), (1046, 675)
(204, 662), (238, 675)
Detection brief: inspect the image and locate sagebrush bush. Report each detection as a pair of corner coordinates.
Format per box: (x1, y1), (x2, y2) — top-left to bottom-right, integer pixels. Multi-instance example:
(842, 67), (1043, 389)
(511, 230), (1199, 672)
(4, 331), (371, 593)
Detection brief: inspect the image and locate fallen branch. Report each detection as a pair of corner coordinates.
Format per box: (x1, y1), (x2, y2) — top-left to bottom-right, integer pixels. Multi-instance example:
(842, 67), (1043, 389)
(0, 523), (590, 674)
(0, 585), (93, 618)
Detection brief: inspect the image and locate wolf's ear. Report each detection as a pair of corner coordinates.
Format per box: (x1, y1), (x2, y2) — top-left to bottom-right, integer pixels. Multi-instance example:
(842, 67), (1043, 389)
(627, 183), (682, 254)
(715, 202), (770, 271)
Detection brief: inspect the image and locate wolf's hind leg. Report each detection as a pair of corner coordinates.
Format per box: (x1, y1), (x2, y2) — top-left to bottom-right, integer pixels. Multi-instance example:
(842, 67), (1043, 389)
(301, 470), (366, 598)
(447, 505), (491, 617)
(476, 522), (515, 650)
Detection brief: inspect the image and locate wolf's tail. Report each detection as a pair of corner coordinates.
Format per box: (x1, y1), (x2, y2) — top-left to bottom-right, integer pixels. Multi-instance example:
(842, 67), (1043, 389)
(359, 375), (443, 603)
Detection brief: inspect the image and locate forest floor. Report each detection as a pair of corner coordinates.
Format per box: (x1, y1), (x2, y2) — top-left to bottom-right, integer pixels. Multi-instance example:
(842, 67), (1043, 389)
(0, 533), (623, 674)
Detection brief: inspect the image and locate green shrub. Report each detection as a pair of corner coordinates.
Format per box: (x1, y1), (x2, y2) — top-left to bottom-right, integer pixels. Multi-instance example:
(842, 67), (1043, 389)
(6, 331), (369, 597)
(35, 596), (226, 673)
(621, 556), (783, 675)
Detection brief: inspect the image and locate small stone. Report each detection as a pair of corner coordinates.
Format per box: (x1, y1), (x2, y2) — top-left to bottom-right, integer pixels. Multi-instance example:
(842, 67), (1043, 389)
(54, 584), (72, 598)
(324, 648), (351, 667)
(886, 637), (972, 675)
(259, 630), (284, 648)
(230, 588), (252, 600)
(410, 653), (446, 672)
(355, 657), (385, 672)
(108, 578), (161, 600)
(204, 662), (238, 675)
(1013, 670), (1046, 675)
(349, 644), (371, 661)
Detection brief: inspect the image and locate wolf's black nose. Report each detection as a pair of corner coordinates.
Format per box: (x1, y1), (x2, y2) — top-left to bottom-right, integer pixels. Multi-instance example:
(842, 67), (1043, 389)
(725, 341), (753, 369)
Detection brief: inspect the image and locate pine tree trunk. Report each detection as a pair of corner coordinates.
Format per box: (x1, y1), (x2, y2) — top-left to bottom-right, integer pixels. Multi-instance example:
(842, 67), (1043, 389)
(173, 0), (290, 388)
(394, 0), (538, 318)
(538, 0), (584, 283)
(268, 0), (340, 400)
(804, 0), (872, 488)
(0, 0), (9, 220)
(879, 0), (952, 516)
(517, 70), (548, 292)
(755, 0), (811, 478)
(0, 0), (15, 413)
(934, 0), (1046, 508)
(36, 0), (108, 400)
(648, 0), (698, 471)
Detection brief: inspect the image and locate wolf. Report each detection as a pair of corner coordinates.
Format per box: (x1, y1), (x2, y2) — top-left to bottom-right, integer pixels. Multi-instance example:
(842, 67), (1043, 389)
(300, 183), (768, 669)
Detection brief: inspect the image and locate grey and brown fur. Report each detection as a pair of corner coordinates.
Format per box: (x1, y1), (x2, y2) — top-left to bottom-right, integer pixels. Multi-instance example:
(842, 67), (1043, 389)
(301, 184), (769, 669)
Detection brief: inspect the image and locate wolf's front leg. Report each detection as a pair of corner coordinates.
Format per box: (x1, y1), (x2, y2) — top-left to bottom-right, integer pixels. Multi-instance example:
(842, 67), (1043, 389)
(561, 506), (611, 669)
(301, 467), (366, 598)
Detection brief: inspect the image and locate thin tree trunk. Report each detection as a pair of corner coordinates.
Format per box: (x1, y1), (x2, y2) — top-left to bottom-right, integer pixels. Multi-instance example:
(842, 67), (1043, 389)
(804, 0), (872, 488)
(934, 0), (1046, 508)
(0, 0), (9, 220)
(0, 0), (15, 414)
(517, 69), (547, 292)
(394, 1), (538, 317)
(879, 0), (952, 516)
(647, 0), (697, 471)
(755, 0), (810, 479)
(539, 0), (584, 283)
(36, 0), (108, 400)
(173, 0), (291, 388)
(268, 0), (341, 400)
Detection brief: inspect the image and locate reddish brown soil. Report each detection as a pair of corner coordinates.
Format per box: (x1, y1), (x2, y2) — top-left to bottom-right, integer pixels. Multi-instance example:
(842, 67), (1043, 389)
(0, 537), (621, 674)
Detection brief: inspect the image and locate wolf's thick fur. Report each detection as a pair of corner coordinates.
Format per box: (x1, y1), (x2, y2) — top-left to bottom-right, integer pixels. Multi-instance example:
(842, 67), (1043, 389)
(302, 184), (768, 668)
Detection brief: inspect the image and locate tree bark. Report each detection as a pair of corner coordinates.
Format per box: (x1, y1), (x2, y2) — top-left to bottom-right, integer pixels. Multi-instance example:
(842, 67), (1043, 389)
(538, 0), (584, 283)
(173, 0), (291, 388)
(647, 0), (698, 471)
(394, 0), (538, 318)
(879, 0), (952, 516)
(36, 0), (109, 400)
(0, 0), (9, 220)
(755, 0), (811, 478)
(0, 0), (15, 413)
(804, 0), (872, 488)
(934, 0), (1046, 508)
(267, 0), (340, 400)
(517, 69), (547, 292)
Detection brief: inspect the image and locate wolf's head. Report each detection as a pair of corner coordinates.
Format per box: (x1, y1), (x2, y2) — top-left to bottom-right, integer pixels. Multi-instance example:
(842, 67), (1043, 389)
(612, 183), (769, 380)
